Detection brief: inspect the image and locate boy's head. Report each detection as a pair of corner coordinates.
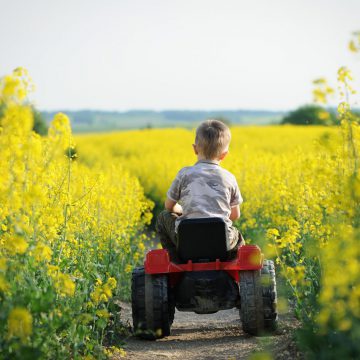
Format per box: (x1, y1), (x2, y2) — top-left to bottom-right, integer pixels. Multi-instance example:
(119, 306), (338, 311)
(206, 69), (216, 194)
(194, 119), (231, 160)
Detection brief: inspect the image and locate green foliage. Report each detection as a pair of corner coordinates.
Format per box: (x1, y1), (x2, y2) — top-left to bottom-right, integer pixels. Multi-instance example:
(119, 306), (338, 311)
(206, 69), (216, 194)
(297, 317), (360, 360)
(32, 107), (48, 136)
(281, 105), (337, 126)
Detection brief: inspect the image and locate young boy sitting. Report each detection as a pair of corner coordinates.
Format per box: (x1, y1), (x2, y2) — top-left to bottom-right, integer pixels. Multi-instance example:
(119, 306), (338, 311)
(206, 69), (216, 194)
(156, 119), (244, 262)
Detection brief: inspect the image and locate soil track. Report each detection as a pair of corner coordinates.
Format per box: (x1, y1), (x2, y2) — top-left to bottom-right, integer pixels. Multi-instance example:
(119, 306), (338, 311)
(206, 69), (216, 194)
(118, 302), (302, 360)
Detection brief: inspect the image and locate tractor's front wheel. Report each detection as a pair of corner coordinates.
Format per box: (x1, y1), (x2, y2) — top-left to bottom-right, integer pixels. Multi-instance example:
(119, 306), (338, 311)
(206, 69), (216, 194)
(132, 267), (175, 340)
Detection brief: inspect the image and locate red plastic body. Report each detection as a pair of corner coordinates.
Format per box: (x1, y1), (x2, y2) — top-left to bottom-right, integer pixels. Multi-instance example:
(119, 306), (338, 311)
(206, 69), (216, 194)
(144, 245), (264, 284)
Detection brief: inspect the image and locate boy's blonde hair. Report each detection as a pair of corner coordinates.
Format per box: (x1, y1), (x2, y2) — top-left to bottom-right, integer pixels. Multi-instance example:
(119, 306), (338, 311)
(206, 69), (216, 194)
(195, 119), (231, 160)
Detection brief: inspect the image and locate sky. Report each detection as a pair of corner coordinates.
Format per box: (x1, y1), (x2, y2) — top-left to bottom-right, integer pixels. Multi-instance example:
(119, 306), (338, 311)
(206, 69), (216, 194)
(1, 0), (360, 111)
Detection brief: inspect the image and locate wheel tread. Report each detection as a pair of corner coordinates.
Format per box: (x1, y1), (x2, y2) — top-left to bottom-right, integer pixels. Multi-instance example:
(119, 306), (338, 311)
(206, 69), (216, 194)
(131, 267), (175, 340)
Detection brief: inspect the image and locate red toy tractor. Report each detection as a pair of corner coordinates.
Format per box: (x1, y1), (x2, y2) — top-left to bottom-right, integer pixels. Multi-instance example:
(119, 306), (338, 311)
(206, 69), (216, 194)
(131, 218), (277, 339)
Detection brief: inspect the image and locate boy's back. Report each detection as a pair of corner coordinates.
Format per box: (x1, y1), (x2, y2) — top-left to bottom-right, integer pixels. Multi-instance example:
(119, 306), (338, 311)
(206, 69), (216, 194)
(167, 159), (242, 236)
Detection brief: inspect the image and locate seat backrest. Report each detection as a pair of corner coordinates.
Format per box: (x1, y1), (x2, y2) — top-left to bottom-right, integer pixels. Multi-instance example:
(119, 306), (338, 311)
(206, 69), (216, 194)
(177, 217), (228, 262)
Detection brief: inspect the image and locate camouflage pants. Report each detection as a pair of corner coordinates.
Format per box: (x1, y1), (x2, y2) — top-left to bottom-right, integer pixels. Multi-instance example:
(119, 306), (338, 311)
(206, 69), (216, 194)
(155, 210), (245, 261)
(155, 211), (180, 262)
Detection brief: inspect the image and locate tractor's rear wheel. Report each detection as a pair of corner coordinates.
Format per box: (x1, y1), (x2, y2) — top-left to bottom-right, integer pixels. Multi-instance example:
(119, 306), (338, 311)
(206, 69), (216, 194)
(261, 260), (278, 331)
(131, 267), (175, 340)
(239, 270), (264, 335)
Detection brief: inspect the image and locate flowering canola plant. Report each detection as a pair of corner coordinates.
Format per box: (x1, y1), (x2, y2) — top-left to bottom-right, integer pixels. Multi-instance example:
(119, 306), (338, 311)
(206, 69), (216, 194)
(0, 69), (152, 359)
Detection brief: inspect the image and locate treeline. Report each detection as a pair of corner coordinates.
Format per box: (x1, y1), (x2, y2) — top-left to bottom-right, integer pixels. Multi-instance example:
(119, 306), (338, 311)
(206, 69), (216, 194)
(40, 109), (284, 132)
(17, 106), (359, 135)
(282, 104), (360, 125)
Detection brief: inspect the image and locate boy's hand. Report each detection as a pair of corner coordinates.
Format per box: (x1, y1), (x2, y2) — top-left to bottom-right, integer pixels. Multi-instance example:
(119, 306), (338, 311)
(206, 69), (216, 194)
(165, 198), (183, 215)
(230, 205), (240, 221)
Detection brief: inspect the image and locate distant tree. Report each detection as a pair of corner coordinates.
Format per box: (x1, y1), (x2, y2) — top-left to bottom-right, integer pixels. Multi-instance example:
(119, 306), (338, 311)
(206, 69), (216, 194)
(209, 116), (232, 127)
(32, 107), (48, 135)
(281, 105), (337, 126)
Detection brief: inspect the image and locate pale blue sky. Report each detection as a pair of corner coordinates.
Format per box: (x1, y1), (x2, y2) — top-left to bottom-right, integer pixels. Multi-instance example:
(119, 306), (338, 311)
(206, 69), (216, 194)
(1, 0), (360, 111)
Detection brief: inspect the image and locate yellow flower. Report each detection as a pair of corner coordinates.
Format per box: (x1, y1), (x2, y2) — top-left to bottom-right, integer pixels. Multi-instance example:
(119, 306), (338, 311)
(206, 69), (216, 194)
(96, 309), (110, 319)
(106, 277), (117, 290)
(102, 284), (112, 298)
(312, 78), (334, 104)
(338, 66), (353, 83)
(90, 284), (112, 304)
(99, 294), (108, 303)
(48, 112), (72, 149)
(7, 307), (33, 343)
(86, 301), (95, 310)
(0, 274), (10, 293)
(53, 273), (75, 297)
(0, 258), (7, 272)
(337, 102), (350, 117)
(266, 228), (279, 238)
(3, 235), (28, 255)
(104, 346), (126, 358)
(313, 78), (327, 85)
(47, 264), (60, 276)
(349, 40), (358, 53)
(312, 89), (327, 104)
(32, 243), (52, 262)
(90, 287), (102, 304)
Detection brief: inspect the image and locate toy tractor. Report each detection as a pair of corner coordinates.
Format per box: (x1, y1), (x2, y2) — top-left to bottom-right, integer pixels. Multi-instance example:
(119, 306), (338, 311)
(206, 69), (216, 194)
(131, 218), (278, 339)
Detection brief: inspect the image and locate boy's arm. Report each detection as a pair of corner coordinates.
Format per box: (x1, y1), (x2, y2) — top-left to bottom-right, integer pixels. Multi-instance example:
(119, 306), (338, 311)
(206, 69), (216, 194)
(166, 168), (186, 215)
(230, 204), (240, 221)
(165, 198), (183, 215)
(230, 175), (242, 221)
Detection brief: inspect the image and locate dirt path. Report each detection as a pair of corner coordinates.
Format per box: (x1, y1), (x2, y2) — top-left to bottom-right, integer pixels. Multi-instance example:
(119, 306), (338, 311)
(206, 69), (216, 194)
(117, 302), (302, 360)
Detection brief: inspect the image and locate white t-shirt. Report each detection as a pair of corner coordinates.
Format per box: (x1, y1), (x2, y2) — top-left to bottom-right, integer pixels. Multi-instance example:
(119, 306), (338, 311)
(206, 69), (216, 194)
(167, 160), (243, 239)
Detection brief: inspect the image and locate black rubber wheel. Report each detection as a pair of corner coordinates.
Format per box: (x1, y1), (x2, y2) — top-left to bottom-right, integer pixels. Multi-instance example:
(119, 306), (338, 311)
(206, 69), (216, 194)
(239, 269), (264, 335)
(261, 260), (278, 331)
(131, 267), (175, 340)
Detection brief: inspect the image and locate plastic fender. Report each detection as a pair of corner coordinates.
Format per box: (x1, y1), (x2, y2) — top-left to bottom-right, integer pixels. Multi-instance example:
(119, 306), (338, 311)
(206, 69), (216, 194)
(144, 249), (171, 274)
(238, 245), (263, 270)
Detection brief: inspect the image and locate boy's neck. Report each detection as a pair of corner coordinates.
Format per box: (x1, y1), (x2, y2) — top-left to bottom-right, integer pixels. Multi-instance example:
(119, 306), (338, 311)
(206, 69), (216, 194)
(197, 155), (221, 164)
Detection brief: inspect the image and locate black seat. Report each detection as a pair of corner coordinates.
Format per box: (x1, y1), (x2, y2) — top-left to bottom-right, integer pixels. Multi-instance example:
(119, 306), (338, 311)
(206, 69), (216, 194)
(177, 217), (228, 263)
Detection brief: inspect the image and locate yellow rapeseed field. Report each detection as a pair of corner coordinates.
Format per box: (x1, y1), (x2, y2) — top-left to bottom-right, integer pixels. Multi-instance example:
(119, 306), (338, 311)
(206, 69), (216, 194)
(1, 67), (359, 358)
(76, 118), (360, 353)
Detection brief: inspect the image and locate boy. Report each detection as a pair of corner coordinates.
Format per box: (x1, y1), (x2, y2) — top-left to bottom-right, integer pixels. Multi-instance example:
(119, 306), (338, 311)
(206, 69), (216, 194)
(156, 119), (244, 262)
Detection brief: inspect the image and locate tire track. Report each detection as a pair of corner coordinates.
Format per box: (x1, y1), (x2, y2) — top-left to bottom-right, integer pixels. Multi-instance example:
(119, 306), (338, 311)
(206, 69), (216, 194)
(118, 303), (302, 360)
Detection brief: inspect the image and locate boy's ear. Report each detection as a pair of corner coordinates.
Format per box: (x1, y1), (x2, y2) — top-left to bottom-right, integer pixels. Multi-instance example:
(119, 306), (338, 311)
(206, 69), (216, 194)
(219, 150), (229, 160)
(192, 144), (198, 155)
